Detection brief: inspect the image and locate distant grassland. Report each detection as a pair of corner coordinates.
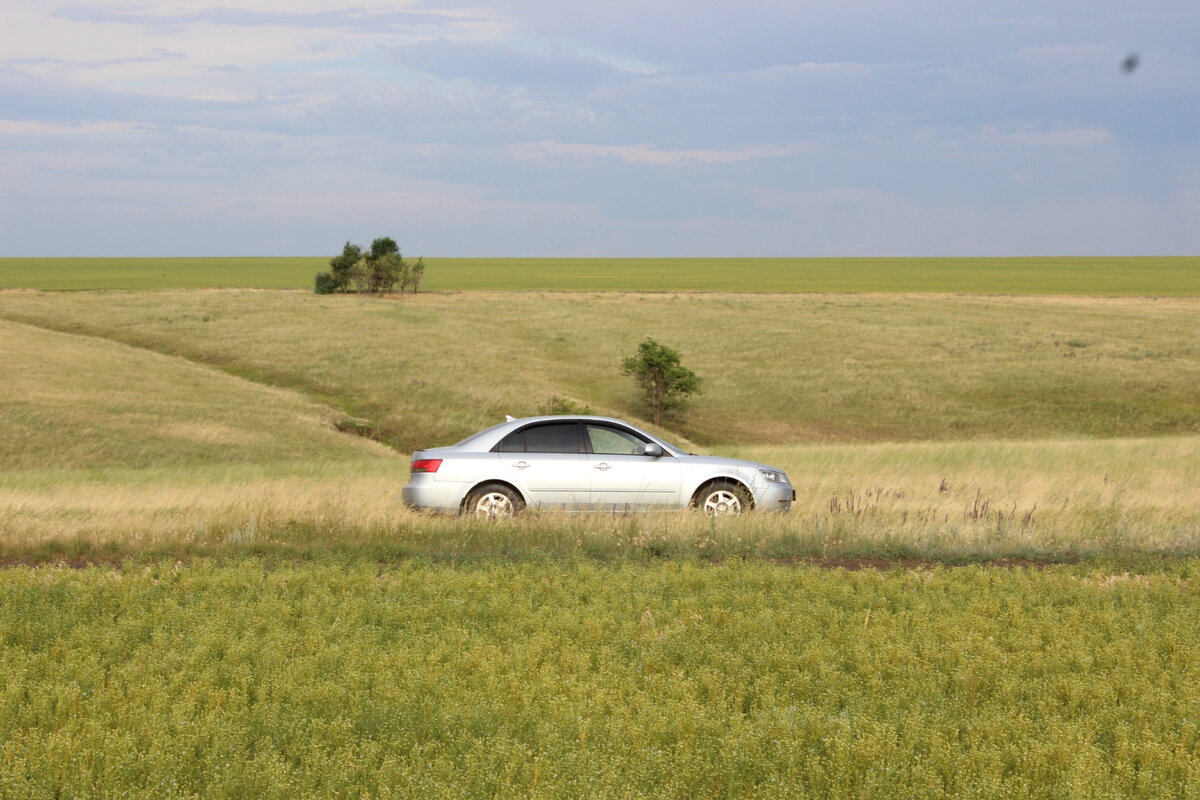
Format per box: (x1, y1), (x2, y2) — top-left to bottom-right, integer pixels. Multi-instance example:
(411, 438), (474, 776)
(3, 290), (1198, 451)
(2, 256), (1199, 294)
(5, 558), (1200, 798)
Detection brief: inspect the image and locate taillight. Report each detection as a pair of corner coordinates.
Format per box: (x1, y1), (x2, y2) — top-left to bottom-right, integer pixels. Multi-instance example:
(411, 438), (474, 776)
(411, 459), (442, 473)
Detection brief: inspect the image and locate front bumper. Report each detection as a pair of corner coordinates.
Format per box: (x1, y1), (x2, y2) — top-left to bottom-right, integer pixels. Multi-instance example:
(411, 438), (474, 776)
(753, 481), (794, 512)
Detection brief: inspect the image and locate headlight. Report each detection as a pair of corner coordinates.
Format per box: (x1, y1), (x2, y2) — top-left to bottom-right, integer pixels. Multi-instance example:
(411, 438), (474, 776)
(758, 469), (787, 484)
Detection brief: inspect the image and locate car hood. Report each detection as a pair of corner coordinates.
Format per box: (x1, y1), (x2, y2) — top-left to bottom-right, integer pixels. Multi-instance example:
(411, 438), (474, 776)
(675, 453), (778, 473)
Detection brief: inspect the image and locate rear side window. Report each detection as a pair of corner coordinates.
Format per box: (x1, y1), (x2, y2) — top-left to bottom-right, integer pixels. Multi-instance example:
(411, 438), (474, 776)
(496, 431), (525, 452)
(522, 423), (583, 453)
(496, 423), (583, 453)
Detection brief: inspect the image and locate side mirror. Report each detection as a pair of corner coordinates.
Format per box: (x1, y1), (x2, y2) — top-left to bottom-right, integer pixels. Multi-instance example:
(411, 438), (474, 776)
(643, 443), (664, 457)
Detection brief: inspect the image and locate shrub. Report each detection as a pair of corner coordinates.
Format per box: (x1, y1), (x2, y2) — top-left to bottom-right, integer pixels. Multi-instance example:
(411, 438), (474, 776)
(537, 395), (594, 415)
(314, 271), (338, 294)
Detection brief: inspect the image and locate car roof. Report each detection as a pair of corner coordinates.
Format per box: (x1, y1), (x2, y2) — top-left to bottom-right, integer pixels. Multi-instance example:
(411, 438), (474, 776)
(451, 415), (667, 451)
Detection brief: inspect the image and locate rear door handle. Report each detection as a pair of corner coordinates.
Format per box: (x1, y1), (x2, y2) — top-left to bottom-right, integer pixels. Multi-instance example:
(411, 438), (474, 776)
(593, 462), (611, 471)
(512, 461), (530, 469)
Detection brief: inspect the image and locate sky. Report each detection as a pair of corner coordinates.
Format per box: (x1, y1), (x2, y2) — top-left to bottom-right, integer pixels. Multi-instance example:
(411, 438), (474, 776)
(1, 1), (1198, 257)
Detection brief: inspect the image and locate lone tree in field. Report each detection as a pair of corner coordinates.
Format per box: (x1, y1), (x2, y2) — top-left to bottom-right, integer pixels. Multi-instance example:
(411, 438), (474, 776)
(622, 338), (701, 425)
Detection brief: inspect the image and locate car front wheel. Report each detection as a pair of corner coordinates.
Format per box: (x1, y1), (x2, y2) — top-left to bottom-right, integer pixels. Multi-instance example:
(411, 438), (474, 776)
(465, 483), (524, 518)
(695, 481), (752, 516)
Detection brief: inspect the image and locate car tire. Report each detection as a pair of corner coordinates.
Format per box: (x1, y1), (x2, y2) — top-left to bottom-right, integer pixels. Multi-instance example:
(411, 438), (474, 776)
(464, 483), (524, 518)
(695, 481), (752, 516)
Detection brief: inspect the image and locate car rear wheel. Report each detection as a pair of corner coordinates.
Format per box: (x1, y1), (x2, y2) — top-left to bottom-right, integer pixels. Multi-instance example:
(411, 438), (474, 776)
(695, 481), (752, 516)
(465, 483), (524, 518)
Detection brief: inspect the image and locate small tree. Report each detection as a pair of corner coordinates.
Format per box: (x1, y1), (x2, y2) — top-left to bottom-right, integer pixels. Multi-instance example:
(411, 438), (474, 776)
(621, 338), (701, 425)
(327, 241), (362, 293)
(410, 257), (425, 293)
(366, 237), (405, 293)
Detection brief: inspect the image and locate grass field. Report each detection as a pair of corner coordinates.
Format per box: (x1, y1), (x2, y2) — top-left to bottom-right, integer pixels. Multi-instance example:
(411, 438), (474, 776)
(2, 255), (1200, 294)
(3, 290), (1199, 452)
(4, 265), (1200, 797)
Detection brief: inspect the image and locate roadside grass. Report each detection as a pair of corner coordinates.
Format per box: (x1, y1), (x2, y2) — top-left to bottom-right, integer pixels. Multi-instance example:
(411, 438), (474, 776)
(4, 557), (1200, 798)
(3, 290), (1198, 452)
(3, 255), (1200, 294)
(5, 436), (1199, 565)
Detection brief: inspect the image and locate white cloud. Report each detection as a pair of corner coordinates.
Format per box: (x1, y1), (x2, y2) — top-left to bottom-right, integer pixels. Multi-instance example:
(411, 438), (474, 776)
(509, 140), (813, 166)
(1014, 43), (1108, 66)
(980, 125), (1113, 147)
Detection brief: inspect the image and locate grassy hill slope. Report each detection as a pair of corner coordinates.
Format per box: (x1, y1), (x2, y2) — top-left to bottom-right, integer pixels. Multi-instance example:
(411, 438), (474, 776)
(3, 290), (1198, 452)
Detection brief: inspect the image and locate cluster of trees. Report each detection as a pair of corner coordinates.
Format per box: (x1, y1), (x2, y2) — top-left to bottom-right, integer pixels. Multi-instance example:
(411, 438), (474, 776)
(315, 237), (425, 294)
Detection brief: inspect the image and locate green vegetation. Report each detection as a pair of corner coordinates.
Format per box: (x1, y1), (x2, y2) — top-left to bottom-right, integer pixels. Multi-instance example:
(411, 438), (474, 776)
(622, 338), (701, 425)
(0, 258), (324, 291)
(2, 255), (1199, 294)
(315, 238), (426, 295)
(4, 558), (1200, 798)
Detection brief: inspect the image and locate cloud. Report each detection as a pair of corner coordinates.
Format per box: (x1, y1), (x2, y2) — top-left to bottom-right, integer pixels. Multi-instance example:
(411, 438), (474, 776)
(980, 125), (1113, 147)
(509, 140), (813, 166)
(382, 38), (628, 92)
(51, 5), (468, 35)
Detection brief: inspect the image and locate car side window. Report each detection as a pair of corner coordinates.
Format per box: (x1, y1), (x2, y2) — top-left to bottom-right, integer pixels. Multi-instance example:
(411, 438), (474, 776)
(586, 425), (647, 455)
(496, 430), (524, 452)
(519, 423), (584, 453)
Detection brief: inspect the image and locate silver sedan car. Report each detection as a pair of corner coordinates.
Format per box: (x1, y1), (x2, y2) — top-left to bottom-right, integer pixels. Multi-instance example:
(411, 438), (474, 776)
(402, 415), (794, 516)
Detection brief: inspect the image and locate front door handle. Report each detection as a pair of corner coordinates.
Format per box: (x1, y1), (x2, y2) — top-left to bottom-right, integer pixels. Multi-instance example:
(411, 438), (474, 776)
(593, 462), (612, 471)
(512, 461), (530, 469)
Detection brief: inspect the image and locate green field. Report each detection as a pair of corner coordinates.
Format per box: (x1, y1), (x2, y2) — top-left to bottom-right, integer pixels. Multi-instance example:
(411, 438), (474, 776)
(3, 558), (1199, 799)
(4, 264), (1200, 797)
(3, 255), (1200, 294)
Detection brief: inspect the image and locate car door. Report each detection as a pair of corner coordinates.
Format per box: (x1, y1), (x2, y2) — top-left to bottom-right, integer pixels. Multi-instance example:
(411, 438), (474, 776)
(585, 424), (681, 509)
(496, 422), (591, 509)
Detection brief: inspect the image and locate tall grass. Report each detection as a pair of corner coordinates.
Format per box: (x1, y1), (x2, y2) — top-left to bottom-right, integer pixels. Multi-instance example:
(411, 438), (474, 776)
(5, 436), (1199, 564)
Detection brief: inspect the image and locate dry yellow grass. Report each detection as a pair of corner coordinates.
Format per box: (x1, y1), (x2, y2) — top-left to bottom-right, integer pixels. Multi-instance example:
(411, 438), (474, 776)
(3, 291), (1199, 561)
(0, 461), (409, 550)
(5, 436), (1198, 561)
(0, 318), (398, 470)
(3, 290), (1199, 450)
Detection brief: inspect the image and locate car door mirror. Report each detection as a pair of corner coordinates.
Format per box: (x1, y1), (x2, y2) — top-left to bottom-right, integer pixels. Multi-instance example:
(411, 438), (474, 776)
(643, 443), (664, 457)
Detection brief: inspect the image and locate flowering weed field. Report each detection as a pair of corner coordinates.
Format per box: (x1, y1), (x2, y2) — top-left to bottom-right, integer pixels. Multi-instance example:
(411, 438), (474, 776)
(4, 557), (1200, 799)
